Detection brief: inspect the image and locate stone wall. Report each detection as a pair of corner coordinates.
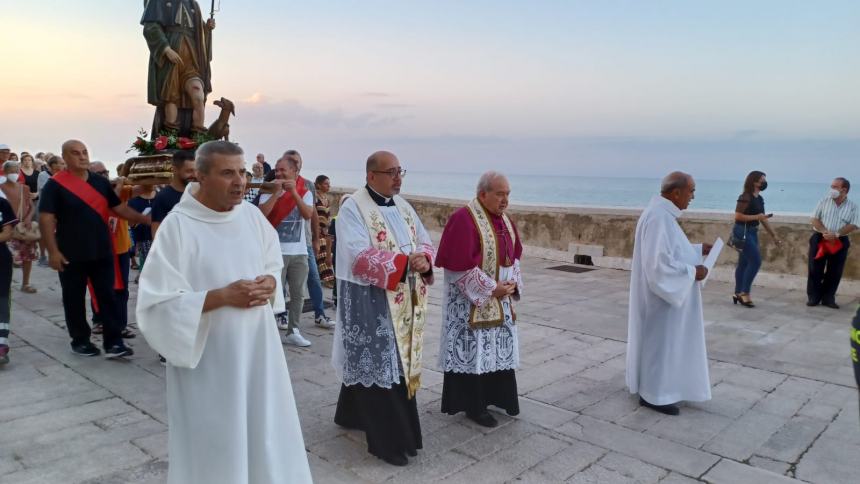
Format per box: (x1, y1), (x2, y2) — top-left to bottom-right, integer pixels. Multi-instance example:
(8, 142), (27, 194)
(328, 188), (859, 291)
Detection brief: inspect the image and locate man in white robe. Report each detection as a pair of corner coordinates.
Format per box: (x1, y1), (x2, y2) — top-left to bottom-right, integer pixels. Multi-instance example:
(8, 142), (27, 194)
(331, 151), (435, 466)
(626, 171), (712, 416)
(136, 141), (312, 483)
(435, 171), (523, 427)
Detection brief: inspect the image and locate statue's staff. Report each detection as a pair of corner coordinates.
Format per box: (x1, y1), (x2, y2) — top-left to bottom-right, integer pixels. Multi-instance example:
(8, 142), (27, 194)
(210, 0), (220, 20)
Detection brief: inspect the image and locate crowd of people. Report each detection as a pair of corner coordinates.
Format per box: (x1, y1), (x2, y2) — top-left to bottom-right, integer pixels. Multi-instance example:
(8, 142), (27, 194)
(0, 140), (856, 483)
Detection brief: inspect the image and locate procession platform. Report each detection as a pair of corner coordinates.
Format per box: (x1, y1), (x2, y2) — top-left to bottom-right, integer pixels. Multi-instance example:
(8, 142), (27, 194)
(2, 254), (857, 483)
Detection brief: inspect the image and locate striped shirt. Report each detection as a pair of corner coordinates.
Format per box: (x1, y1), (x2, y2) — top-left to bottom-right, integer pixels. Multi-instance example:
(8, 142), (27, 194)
(813, 196), (860, 233)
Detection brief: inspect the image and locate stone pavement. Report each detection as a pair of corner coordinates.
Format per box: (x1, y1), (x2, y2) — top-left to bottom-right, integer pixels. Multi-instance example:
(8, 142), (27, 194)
(1, 253), (858, 484)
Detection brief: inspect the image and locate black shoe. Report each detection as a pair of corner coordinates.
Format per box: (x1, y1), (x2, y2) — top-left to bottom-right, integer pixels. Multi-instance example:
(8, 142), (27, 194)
(104, 344), (134, 359)
(467, 410), (499, 428)
(380, 453), (408, 467)
(158, 355), (167, 366)
(405, 448), (418, 457)
(639, 397), (680, 416)
(71, 342), (101, 357)
(823, 301), (840, 309)
(806, 300), (820, 307)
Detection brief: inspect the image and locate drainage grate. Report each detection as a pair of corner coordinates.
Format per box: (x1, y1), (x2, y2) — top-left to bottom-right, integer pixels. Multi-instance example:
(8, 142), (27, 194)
(547, 265), (597, 274)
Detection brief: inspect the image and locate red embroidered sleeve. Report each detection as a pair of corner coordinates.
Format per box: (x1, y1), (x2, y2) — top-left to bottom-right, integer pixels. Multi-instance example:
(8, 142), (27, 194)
(454, 267), (496, 307)
(352, 247), (408, 291)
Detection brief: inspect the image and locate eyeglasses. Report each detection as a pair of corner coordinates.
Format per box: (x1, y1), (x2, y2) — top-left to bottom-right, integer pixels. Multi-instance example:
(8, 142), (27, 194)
(372, 168), (406, 178)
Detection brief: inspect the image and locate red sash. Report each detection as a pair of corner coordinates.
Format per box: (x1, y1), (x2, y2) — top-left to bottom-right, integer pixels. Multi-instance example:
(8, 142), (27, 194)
(53, 170), (124, 292)
(266, 177), (308, 227)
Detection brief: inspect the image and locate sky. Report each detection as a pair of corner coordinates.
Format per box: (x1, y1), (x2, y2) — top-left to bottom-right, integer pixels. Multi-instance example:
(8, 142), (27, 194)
(0, 0), (858, 182)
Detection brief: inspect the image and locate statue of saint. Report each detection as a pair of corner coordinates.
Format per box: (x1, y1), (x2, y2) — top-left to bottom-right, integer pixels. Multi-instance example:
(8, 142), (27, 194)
(141, 0), (215, 134)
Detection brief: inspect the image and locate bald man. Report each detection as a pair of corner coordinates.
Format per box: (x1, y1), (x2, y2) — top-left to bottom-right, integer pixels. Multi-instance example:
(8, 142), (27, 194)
(39, 140), (148, 359)
(626, 171), (713, 416)
(331, 151), (435, 466)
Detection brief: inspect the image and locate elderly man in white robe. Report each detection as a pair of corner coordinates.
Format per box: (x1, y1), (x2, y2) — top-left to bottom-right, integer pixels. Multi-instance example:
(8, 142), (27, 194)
(626, 171), (712, 416)
(136, 141), (312, 483)
(435, 171), (523, 428)
(332, 150), (435, 467)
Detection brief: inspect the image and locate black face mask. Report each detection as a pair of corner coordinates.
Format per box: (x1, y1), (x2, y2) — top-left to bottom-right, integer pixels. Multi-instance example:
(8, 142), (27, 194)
(759, 181), (768, 191)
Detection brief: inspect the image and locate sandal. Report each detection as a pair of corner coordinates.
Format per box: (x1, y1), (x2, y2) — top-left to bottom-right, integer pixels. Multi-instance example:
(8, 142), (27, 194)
(121, 328), (137, 339)
(20, 285), (37, 294)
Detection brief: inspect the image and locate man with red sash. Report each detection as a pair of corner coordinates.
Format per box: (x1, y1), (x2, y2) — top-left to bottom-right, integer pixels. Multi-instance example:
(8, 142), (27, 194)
(259, 152), (314, 347)
(39, 140), (149, 358)
(331, 151), (435, 466)
(435, 171), (524, 427)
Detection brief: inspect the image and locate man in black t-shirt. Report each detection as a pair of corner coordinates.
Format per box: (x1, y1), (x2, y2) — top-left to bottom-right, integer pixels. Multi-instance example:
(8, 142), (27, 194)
(0, 196), (18, 364)
(39, 140), (150, 359)
(151, 150), (196, 238)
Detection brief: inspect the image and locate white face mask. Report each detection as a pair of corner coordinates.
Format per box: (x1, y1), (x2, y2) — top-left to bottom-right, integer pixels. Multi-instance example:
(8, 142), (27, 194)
(830, 188), (842, 199)
(6, 174), (18, 183)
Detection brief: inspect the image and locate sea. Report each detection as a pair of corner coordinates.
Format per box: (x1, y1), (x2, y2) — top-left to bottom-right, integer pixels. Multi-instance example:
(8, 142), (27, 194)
(309, 169), (834, 215)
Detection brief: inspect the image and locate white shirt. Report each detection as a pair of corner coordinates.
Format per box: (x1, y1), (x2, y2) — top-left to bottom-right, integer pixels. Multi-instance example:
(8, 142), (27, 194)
(259, 190), (313, 256)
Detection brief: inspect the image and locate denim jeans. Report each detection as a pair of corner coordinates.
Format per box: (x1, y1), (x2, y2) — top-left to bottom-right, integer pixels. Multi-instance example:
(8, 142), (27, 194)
(306, 245), (326, 317)
(733, 224), (761, 294)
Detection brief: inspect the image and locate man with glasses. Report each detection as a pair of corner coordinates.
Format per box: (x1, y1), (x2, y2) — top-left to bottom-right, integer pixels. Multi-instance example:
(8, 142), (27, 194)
(331, 151), (435, 466)
(808, 177), (858, 309)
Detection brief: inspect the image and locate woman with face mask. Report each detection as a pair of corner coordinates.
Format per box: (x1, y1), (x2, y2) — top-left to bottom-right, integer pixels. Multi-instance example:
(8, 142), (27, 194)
(732, 171), (782, 307)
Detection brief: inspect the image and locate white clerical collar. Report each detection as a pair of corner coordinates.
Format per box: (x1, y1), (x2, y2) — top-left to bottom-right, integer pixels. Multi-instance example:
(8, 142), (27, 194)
(651, 195), (682, 218)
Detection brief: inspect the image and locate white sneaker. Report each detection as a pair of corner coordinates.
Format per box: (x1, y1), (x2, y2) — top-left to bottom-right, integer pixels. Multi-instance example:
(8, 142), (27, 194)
(315, 314), (335, 329)
(276, 313), (290, 330)
(283, 329), (311, 347)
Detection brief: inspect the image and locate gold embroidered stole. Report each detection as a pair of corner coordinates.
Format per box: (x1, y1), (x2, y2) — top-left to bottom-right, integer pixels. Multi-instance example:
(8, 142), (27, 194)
(466, 198), (517, 329)
(352, 189), (427, 399)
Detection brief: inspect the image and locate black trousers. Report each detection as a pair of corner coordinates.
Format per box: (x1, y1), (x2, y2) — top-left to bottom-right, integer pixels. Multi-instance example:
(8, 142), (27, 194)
(92, 251), (130, 330)
(58, 256), (122, 349)
(807, 233), (851, 304)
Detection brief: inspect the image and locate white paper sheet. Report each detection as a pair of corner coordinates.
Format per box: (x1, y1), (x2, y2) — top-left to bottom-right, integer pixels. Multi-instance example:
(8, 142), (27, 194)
(700, 237), (723, 288)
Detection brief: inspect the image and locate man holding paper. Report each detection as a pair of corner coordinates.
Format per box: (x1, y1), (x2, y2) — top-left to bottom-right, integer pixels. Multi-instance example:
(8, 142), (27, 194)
(626, 171), (712, 416)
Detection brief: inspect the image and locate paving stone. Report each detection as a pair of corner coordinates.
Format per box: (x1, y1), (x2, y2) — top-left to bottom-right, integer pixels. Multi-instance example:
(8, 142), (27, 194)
(686, 382), (765, 418)
(389, 450), (477, 483)
(617, 406), (669, 432)
(132, 431), (169, 459)
(757, 415), (829, 463)
(306, 452), (368, 484)
(581, 389), (641, 422)
(4, 442), (151, 484)
(720, 366), (787, 392)
(558, 416), (719, 477)
(748, 456), (791, 477)
(566, 465), (638, 484)
(308, 435), (370, 469)
(0, 389), (112, 423)
(658, 472), (702, 484)
(513, 438), (606, 481)
(455, 420), (540, 460)
(795, 434), (860, 484)
(596, 452), (668, 483)
(645, 407), (733, 449)
(79, 459), (169, 484)
(703, 411), (790, 461)
(0, 456), (23, 474)
(702, 458), (798, 484)
(0, 398), (133, 446)
(444, 433), (568, 483)
(513, 397), (578, 430)
(19, 418), (164, 467)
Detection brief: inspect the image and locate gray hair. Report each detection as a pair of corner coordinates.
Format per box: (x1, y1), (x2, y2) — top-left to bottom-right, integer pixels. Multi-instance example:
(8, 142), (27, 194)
(196, 140), (244, 174)
(2, 160), (19, 173)
(476, 171), (507, 195)
(278, 150), (301, 169)
(660, 171), (691, 194)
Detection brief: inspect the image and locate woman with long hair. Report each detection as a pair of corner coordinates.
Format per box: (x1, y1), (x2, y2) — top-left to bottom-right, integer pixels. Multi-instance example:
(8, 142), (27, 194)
(314, 175), (335, 288)
(18, 154), (39, 203)
(732, 171), (781, 307)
